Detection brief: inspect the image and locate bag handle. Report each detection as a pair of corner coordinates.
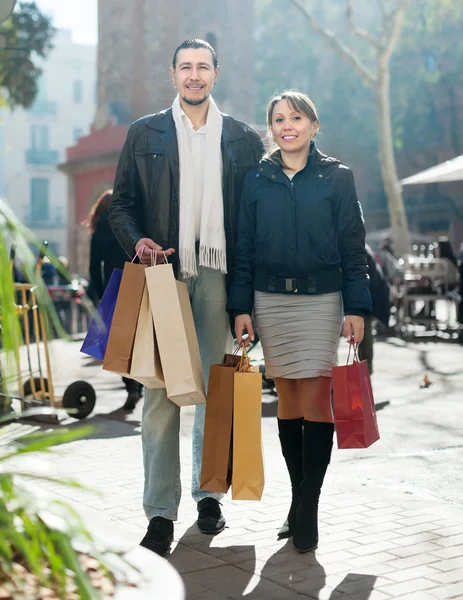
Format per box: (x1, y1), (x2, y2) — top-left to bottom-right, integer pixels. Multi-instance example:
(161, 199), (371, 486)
(347, 342), (359, 365)
(132, 245), (146, 263)
(153, 250), (169, 266)
(238, 345), (252, 373)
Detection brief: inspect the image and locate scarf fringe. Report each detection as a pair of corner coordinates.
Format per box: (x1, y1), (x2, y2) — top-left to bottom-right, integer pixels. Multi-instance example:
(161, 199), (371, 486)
(179, 247), (228, 278)
(199, 245), (227, 274)
(180, 248), (198, 278)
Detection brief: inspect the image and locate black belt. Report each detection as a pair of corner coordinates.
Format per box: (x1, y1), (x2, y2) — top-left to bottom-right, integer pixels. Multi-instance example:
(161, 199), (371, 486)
(254, 267), (341, 295)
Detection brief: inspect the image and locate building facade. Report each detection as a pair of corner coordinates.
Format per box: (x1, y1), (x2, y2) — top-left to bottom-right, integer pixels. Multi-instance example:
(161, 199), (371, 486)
(0, 29), (96, 257)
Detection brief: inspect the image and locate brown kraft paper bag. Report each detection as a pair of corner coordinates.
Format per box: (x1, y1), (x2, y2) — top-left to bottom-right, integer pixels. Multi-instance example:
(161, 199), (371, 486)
(200, 353), (242, 493)
(231, 352), (265, 501)
(145, 262), (206, 406)
(103, 262), (146, 376)
(129, 285), (165, 389)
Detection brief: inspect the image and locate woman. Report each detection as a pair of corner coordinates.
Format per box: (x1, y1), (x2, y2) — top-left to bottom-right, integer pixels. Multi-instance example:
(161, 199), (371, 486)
(84, 189), (143, 412)
(227, 91), (371, 553)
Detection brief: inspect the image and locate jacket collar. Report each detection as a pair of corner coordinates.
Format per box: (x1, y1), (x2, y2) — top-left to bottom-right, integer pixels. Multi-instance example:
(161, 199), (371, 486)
(258, 142), (340, 181)
(145, 107), (246, 142)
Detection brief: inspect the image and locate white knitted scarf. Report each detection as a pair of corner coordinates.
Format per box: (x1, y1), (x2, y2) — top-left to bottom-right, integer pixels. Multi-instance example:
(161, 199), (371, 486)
(172, 94), (226, 277)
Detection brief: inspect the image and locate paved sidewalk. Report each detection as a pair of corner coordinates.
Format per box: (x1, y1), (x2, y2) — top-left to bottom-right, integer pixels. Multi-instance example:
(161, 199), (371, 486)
(5, 338), (463, 599)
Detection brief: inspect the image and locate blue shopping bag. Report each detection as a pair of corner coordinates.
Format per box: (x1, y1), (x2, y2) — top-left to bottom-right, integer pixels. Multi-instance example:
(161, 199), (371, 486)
(80, 268), (123, 360)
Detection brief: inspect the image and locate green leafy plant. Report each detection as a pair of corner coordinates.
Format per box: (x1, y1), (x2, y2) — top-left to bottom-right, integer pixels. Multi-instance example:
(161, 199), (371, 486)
(0, 200), (129, 598)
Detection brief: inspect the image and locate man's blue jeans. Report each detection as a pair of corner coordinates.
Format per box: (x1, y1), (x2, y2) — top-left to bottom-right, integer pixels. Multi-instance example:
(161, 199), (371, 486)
(142, 264), (233, 521)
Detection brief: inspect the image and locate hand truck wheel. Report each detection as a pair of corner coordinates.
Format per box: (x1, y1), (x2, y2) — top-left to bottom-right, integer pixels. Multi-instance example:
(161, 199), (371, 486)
(62, 381), (96, 420)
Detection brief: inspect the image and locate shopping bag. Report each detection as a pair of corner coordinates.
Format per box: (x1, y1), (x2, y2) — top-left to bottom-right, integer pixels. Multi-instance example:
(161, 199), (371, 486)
(145, 262), (206, 406)
(200, 351), (242, 493)
(232, 349), (264, 501)
(103, 261), (146, 376)
(80, 268), (123, 360)
(128, 285), (165, 389)
(332, 344), (380, 449)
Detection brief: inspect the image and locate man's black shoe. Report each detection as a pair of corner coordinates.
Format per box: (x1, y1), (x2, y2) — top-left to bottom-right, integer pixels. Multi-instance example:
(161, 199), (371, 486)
(197, 498), (226, 534)
(122, 390), (142, 412)
(140, 517), (174, 556)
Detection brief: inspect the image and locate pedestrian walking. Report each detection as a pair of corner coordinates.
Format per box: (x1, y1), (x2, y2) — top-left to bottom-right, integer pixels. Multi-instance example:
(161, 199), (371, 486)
(84, 189), (143, 411)
(109, 39), (264, 556)
(227, 90), (372, 553)
(358, 244), (391, 374)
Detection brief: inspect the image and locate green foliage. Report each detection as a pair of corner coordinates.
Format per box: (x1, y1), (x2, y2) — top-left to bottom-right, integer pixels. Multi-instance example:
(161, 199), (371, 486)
(0, 204), (114, 597)
(0, 1), (55, 109)
(0, 199), (66, 387)
(0, 416), (103, 598)
(255, 0), (381, 202)
(392, 0), (463, 166)
(256, 0), (463, 209)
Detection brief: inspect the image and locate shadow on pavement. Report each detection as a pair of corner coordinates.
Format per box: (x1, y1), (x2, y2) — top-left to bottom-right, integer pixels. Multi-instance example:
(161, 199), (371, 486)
(21, 407), (141, 441)
(170, 524), (257, 599)
(253, 541), (377, 598)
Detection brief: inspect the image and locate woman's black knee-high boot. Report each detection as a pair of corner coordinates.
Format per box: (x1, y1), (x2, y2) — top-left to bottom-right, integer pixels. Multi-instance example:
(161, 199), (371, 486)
(277, 418), (303, 539)
(293, 420), (334, 553)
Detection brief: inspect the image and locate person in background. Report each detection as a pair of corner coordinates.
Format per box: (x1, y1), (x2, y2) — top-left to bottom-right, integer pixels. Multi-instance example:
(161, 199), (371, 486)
(376, 236), (402, 284)
(436, 238), (460, 290)
(358, 244), (391, 374)
(84, 189), (143, 412)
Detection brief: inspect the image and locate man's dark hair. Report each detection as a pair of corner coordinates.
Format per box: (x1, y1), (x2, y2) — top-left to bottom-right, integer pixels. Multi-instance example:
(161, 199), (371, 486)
(172, 39), (218, 69)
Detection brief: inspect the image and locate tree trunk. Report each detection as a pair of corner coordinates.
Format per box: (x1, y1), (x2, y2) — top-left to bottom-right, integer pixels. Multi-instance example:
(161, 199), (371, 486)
(376, 59), (411, 256)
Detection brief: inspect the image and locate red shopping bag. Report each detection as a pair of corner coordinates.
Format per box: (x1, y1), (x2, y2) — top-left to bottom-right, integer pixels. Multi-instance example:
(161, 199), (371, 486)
(332, 344), (380, 449)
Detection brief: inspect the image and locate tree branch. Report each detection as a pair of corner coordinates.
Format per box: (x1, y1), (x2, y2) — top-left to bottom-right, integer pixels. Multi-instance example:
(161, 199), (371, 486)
(382, 0), (410, 60)
(289, 0), (377, 87)
(346, 0), (380, 48)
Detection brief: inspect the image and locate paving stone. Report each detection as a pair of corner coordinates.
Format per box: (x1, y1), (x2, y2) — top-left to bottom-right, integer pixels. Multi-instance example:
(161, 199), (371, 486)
(347, 551), (401, 568)
(387, 540), (442, 557)
(384, 553), (441, 570)
(379, 577), (442, 596)
(432, 544), (463, 559)
(432, 557), (463, 572)
(438, 581), (463, 599)
(349, 541), (399, 556)
(383, 565), (442, 583)
(168, 545), (226, 574)
(424, 567), (463, 584)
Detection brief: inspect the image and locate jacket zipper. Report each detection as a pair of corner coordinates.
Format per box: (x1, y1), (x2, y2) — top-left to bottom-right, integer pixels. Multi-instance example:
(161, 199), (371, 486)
(289, 180), (297, 252)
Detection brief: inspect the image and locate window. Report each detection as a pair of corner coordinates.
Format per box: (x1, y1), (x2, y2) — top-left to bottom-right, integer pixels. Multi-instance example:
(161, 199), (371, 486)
(73, 127), (84, 142)
(73, 80), (83, 103)
(31, 125), (49, 150)
(30, 178), (49, 222)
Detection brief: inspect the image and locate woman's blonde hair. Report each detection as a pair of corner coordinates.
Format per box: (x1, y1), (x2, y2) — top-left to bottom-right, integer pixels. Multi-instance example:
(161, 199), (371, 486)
(265, 90), (320, 164)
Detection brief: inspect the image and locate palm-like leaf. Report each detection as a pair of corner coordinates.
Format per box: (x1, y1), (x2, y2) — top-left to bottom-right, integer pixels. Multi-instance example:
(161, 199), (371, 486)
(0, 198), (130, 597)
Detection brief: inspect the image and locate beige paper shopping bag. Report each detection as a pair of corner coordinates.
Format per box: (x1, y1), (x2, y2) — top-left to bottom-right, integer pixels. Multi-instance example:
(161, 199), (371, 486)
(129, 285), (165, 389)
(103, 262), (146, 376)
(145, 263), (205, 406)
(231, 352), (265, 501)
(200, 353), (242, 493)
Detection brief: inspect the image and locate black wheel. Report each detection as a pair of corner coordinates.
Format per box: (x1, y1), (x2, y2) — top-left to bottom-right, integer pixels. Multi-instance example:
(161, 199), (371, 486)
(23, 378), (49, 399)
(62, 381), (96, 419)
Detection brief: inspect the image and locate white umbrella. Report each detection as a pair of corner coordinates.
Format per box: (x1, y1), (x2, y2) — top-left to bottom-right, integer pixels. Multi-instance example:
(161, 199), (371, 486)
(401, 155), (463, 185)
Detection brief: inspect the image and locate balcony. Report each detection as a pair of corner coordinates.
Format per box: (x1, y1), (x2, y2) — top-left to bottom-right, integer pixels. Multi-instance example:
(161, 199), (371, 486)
(25, 148), (59, 166)
(28, 100), (57, 117)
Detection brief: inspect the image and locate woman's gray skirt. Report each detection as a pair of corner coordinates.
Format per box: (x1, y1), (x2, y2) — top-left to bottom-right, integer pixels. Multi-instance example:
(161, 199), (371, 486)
(254, 290), (343, 379)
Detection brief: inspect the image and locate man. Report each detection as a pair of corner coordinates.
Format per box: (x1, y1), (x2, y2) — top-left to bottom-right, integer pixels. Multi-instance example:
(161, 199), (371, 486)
(109, 39), (264, 556)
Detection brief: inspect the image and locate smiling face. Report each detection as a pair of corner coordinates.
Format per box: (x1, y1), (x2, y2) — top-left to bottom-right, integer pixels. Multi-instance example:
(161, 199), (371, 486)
(170, 47), (219, 106)
(270, 99), (319, 154)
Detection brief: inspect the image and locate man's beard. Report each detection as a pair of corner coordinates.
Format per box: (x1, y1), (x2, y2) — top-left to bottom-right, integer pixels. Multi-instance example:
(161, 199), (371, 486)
(181, 92), (210, 106)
